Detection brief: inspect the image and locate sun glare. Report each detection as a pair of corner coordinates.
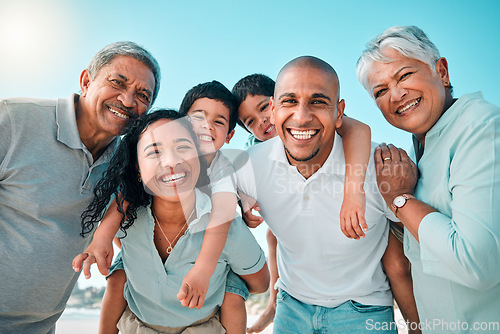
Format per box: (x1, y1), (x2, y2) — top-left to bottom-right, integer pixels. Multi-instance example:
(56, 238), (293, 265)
(0, 2), (71, 80)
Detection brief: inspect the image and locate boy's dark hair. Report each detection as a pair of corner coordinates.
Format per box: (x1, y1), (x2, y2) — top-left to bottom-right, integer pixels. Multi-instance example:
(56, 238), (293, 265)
(80, 109), (209, 237)
(231, 74), (275, 131)
(179, 80), (237, 134)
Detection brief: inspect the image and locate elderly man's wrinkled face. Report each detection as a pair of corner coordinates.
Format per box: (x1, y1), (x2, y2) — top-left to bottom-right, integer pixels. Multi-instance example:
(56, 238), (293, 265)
(81, 55), (156, 137)
(270, 65), (344, 168)
(366, 49), (449, 138)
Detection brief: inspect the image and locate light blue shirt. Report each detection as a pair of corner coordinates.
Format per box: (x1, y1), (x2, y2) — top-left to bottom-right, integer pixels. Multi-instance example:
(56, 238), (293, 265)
(406, 92), (500, 333)
(119, 189), (266, 327)
(0, 95), (117, 334)
(236, 133), (395, 308)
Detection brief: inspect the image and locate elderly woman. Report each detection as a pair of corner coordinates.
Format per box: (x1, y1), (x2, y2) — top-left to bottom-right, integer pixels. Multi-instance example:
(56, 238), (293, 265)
(357, 26), (500, 332)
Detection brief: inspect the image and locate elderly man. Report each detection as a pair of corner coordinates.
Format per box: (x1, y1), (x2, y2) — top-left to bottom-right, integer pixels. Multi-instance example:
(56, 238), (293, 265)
(0, 41), (160, 333)
(236, 56), (397, 333)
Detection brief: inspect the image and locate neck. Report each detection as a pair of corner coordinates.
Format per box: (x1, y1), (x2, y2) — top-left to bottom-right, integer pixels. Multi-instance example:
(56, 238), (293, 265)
(286, 153), (327, 179)
(75, 97), (115, 161)
(285, 143), (332, 180)
(415, 94), (457, 148)
(151, 192), (197, 227)
(205, 151), (217, 166)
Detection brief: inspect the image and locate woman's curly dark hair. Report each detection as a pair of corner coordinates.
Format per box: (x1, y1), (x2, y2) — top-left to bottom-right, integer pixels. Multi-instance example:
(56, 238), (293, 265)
(80, 109), (209, 237)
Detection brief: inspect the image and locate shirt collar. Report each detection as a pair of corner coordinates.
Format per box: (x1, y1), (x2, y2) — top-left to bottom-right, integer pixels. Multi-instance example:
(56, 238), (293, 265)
(269, 132), (345, 176)
(426, 92), (483, 138)
(56, 94), (83, 150)
(187, 189), (213, 234)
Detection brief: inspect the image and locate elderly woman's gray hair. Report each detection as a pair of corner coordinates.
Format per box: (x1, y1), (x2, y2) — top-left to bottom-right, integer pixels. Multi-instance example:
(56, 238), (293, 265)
(87, 41), (161, 104)
(356, 26), (447, 93)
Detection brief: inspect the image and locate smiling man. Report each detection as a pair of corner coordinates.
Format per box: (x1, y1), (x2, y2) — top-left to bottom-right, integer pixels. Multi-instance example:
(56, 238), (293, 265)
(0, 41), (160, 334)
(236, 56), (398, 333)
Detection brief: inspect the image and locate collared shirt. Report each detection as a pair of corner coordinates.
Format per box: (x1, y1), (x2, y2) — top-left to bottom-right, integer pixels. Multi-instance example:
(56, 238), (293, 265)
(406, 92), (500, 333)
(120, 189), (266, 327)
(235, 133), (394, 308)
(0, 95), (118, 334)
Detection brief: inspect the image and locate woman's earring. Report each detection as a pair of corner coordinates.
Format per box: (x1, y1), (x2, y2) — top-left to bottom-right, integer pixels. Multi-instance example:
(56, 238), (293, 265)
(138, 174), (142, 183)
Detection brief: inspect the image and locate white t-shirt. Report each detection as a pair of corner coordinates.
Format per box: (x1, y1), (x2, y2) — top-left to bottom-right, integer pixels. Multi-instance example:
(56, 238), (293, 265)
(207, 150), (237, 195)
(235, 133), (395, 308)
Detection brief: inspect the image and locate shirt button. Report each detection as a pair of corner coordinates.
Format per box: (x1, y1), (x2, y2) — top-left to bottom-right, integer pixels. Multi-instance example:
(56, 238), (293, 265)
(304, 195), (310, 201)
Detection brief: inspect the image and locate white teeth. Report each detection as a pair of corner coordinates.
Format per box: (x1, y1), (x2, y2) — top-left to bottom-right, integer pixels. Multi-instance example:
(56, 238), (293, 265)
(160, 172), (186, 183)
(265, 124), (275, 134)
(397, 98), (421, 114)
(290, 129), (317, 140)
(198, 134), (213, 142)
(110, 107), (129, 119)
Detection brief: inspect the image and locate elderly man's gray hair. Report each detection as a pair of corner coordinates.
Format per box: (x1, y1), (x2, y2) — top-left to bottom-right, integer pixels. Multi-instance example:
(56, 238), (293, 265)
(87, 41), (161, 104)
(356, 26), (441, 92)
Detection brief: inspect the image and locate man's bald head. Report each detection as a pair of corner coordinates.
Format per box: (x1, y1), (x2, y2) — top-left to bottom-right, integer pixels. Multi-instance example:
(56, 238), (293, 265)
(276, 56), (340, 98)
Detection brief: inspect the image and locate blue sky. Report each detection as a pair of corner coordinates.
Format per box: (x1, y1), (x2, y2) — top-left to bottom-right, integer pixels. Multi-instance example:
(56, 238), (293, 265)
(1, 0), (499, 287)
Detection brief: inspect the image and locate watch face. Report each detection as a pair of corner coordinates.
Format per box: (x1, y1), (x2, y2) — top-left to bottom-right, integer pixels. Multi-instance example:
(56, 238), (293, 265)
(393, 196), (406, 208)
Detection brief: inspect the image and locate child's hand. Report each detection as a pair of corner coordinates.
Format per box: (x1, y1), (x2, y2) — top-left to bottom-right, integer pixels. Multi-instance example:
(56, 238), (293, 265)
(177, 265), (210, 309)
(72, 239), (114, 279)
(239, 192), (264, 228)
(340, 189), (368, 240)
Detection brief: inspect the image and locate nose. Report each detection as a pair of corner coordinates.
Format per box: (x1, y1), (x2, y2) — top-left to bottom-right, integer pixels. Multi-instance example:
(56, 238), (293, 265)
(118, 90), (137, 108)
(159, 149), (182, 169)
(390, 84), (408, 102)
(293, 103), (313, 124)
(257, 114), (268, 127)
(202, 119), (214, 131)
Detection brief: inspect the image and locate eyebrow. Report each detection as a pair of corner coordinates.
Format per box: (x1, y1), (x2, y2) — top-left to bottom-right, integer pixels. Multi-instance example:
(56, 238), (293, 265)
(278, 92), (331, 101)
(190, 109), (228, 122)
(143, 138), (193, 151)
(113, 74), (152, 97)
(278, 92), (296, 100)
(173, 138), (194, 144)
(372, 66), (414, 92)
(143, 143), (160, 151)
(311, 93), (331, 101)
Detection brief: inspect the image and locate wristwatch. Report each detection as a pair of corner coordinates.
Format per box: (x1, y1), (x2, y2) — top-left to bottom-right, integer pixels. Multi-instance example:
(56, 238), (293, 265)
(392, 194), (415, 216)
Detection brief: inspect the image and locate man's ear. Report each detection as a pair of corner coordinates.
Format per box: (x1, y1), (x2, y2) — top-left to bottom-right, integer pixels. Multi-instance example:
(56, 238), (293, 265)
(270, 97), (276, 124)
(335, 99), (345, 129)
(80, 69), (91, 97)
(435, 57), (450, 86)
(225, 129), (235, 144)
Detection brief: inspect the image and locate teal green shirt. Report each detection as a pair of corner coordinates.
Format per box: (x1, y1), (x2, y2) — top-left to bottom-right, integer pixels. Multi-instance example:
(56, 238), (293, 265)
(120, 189), (266, 327)
(406, 92), (500, 333)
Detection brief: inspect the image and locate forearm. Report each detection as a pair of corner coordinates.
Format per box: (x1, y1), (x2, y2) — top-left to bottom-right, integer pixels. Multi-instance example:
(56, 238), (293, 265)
(391, 197), (437, 242)
(194, 192), (236, 274)
(338, 116), (371, 192)
(94, 200), (124, 241)
(266, 229), (279, 304)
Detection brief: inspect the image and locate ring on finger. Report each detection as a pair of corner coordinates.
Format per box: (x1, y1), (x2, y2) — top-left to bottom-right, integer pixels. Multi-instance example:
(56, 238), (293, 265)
(384, 157), (391, 161)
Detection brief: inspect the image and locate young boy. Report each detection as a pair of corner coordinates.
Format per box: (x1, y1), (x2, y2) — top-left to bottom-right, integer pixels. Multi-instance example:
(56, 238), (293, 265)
(73, 81), (254, 334)
(232, 74), (420, 333)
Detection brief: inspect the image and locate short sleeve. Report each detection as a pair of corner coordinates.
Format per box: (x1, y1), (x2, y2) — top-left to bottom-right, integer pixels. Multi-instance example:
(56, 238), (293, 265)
(0, 101), (12, 173)
(233, 150), (258, 200)
(208, 152), (237, 194)
(224, 217), (266, 276)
